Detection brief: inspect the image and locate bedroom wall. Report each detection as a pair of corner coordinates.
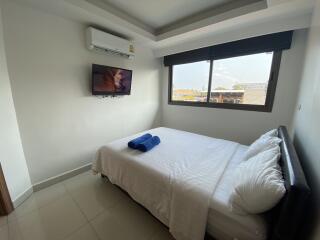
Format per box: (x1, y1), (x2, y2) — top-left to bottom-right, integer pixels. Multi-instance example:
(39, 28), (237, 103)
(161, 29), (307, 145)
(292, 0), (320, 238)
(1, 0), (161, 184)
(0, 3), (32, 202)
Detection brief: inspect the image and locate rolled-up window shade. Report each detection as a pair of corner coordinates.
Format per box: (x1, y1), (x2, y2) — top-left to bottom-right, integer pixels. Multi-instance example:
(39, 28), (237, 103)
(163, 31), (293, 66)
(163, 46), (211, 66)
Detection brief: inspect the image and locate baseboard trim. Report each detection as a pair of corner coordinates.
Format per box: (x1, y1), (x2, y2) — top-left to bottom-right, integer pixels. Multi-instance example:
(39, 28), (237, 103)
(33, 163), (92, 192)
(12, 186), (33, 208)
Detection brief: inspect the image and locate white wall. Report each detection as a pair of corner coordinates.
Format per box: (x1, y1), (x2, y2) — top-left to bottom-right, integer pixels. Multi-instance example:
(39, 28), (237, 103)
(161, 30), (307, 145)
(292, 0), (320, 238)
(1, 0), (161, 184)
(293, 0), (320, 190)
(0, 3), (32, 201)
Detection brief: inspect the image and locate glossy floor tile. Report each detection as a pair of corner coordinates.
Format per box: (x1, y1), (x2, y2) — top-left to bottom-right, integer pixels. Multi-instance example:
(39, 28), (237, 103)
(8, 195), (87, 240)
(64, 224), (99, 240)
(64, 172), (127, 221)
(8, 183), (67, 222)
(90, 199), (163, 240)
(0, 215), (7, 227)
(0, 171), (174, 240)
(0, 224), (9, 240)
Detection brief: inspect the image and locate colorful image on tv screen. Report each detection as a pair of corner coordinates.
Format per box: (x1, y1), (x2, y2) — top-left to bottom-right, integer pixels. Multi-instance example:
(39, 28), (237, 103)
(92, 64), (132, 95)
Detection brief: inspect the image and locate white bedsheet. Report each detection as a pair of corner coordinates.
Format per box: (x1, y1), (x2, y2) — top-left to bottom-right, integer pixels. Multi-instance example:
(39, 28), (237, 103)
(93, 127), (239, 240)
(207, 145), (267, 240)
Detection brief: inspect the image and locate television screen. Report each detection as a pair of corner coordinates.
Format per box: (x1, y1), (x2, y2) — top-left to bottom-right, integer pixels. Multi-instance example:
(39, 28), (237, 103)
(92, 64), (132, 95)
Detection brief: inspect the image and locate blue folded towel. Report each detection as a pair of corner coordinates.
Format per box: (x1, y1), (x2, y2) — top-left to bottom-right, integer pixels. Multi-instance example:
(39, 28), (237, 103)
(137, 136), (161, 152)
(128, 133), (152, 149)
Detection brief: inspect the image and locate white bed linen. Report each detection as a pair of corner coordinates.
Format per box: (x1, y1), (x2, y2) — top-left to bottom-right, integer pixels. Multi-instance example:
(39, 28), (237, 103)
(207, 145), (267, 240)
(93, 127), (239, 240)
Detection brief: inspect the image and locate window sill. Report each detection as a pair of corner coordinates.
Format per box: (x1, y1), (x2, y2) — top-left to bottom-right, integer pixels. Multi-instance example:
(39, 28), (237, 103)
(168, 101), (273, 112)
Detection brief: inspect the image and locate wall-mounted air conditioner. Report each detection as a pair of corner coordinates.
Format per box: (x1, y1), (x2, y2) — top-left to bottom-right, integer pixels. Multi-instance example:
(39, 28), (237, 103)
(86, 27), (135, 59)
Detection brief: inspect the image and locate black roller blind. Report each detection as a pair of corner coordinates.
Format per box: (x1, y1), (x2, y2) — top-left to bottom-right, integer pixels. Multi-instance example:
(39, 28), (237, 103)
(164, 31), (293, 66)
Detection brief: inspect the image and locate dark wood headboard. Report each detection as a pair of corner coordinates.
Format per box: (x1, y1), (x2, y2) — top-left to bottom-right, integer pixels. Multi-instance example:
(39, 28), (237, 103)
(268, 126), (311, 240)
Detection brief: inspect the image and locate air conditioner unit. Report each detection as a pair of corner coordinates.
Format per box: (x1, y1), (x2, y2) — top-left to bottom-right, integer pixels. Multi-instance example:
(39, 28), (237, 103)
(86, 27), (135, 59)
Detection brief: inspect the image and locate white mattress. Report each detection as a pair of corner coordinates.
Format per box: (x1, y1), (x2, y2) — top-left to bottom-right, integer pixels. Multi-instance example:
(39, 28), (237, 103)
(207, 145), (267, 240)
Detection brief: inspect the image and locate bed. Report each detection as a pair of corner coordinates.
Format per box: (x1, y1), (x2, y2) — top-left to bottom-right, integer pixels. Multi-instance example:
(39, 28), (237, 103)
(92, 126), (310, 240)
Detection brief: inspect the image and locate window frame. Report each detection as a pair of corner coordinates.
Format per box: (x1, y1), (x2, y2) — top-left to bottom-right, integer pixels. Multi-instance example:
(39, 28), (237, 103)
(168, 51), (282, 112)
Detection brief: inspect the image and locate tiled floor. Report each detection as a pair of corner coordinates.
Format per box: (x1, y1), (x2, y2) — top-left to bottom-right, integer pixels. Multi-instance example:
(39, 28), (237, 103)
(0, 171), (175, 240)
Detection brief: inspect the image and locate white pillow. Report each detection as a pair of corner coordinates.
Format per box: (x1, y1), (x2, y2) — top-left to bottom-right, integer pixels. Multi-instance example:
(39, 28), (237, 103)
(243, 135), (282, 161)
(261, 129), (278, 139)
(230, 147), (285, 215)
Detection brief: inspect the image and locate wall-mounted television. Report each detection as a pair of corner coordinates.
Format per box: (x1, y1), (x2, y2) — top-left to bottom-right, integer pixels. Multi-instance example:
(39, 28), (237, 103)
(92, 64), (132, 95)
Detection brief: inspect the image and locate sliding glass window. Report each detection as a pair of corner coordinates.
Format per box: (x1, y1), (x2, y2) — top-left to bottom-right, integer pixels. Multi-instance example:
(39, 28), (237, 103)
(169, 51), (282, 112)
(171, 61), (210, 102)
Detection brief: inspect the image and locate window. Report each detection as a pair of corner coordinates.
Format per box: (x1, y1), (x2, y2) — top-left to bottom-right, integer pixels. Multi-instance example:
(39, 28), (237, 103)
(209, 53), (273, 105)
(169, 52), (282, 112)
(172, 61), (210, 102)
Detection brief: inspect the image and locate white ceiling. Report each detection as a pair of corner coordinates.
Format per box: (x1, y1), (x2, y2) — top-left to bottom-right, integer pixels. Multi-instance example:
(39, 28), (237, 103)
(100, 0), (239, 30)
(11, 0), (315, 56)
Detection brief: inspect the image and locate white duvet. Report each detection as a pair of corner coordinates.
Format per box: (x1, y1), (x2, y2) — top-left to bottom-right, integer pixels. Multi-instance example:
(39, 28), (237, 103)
(93, 127), (239, 240)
